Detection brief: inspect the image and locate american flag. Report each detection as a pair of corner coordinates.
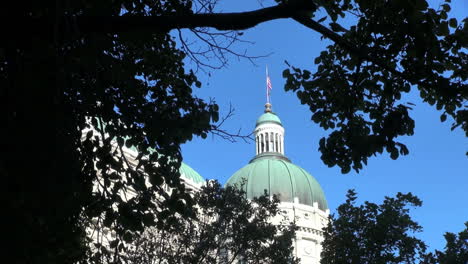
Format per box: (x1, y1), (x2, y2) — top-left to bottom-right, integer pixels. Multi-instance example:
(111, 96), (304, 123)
(266, 75), (272, 92)
(266, 67), (272, 102)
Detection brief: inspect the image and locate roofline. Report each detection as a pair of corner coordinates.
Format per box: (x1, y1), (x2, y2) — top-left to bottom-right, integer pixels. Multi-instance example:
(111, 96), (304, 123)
(256, 120), (283, 127)
(249, 152), (291, 163)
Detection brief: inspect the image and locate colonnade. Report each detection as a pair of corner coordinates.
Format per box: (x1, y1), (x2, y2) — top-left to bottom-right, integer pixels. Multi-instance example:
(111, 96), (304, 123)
(256, 131), (284, 155)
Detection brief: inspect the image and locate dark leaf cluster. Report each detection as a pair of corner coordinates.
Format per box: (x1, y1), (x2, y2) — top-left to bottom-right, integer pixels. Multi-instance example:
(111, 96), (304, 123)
(3, 0), (219, 262)
(321, 190), (427, 263)
(283, 0), (467, 173)
(423, 222), (468, 264)
(321, 190), (468, 264)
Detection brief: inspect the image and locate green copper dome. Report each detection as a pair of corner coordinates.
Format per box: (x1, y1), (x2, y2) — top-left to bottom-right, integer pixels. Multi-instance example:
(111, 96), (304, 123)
(226, 155), (328, 211)
(256, 112), (282, 127)
(180, 162), (205, 185)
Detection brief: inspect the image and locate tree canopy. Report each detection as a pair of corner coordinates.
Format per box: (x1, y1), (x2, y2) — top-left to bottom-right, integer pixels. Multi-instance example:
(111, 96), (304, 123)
(425, 222), (468, 264)
(320, 190), (468, 264)
(321, 190), (427, 263)
(2, 0), (466, 263)
(124, 181), (298, 264)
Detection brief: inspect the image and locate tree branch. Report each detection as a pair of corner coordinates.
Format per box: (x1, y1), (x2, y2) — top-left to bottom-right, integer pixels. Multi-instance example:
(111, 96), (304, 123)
(9, 1), (427, 88)
(10, 1), (316, 39)
(93, 2), (315, 32)
(210, 103), (254, 143)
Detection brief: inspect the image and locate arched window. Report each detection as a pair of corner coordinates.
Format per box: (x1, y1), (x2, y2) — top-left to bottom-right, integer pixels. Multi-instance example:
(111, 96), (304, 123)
(265, 133), (269, 152)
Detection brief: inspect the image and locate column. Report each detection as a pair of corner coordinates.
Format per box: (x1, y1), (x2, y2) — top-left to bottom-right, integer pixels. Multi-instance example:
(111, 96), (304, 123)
(281, 135), (284, 154)
(256, 135), (259, 155)
(275, 133), (278, 153)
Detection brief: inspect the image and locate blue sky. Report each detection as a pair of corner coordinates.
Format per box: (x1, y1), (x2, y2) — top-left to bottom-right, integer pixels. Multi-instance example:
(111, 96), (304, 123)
(180, 0), (467, 251)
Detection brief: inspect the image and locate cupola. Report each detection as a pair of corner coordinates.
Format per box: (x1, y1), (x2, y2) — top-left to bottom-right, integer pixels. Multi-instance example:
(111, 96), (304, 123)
(226, 104), (328, 211)
(254, 103), (285, 156)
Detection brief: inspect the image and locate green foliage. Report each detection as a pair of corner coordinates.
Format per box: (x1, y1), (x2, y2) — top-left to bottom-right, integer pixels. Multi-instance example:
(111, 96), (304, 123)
(283, 0), (467, 173)
(321, 190), (427, 263)
(121, 181), (298, 264)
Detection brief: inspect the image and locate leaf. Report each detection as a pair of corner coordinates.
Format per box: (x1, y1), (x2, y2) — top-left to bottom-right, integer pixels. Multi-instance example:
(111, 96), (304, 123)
(117, 136), (124, 146)
(109, 239), (119, 248)
(414, 0), (429, 10)
(86, 130), (93, 139)
(317, 16), (327, 23)
(212, 112), (219, 122)
(341, 165), (351, 174)
(441, 3), (451, 12)
(440, 113), (447, 122)
(122, 232), (133, 243)
(438, 21), (450, 36)
(449, 18), (457, 28)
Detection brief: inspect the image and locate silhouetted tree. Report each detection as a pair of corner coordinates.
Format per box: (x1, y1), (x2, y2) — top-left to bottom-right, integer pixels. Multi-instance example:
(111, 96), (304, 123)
(2, 0), (466, 263)
(321, 190), (427, 263)
(321, 190), (468, 264)
(423, 222), (468, 264)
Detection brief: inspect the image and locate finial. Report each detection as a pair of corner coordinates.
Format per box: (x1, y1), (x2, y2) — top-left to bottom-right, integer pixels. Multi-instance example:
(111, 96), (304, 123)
(264, 103), (272, 113)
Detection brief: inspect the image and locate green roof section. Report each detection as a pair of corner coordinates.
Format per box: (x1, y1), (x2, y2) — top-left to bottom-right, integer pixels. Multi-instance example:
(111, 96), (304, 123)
(180, 162), (205, 185)
(256, 112), (282, 127)
(226, 156), (328, 211)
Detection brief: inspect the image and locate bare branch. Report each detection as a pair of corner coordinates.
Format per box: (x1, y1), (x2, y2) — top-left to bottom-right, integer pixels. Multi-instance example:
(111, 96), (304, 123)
(210, 103), (254, 143)
(181, 27), (270, 71)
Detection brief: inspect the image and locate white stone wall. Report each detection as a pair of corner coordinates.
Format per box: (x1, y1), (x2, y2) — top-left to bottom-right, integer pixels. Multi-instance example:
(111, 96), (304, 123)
(272, 201), (330, 264)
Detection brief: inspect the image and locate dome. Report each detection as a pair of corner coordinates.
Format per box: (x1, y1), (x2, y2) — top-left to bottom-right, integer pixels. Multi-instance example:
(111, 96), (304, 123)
(180, 162), (205, 185)
(226, 155), (328, 211)
(256, 112), (282, 127)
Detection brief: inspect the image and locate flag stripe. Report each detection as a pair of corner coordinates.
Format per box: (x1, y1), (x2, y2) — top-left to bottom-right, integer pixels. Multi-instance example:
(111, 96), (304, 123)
(266, 75), (272, 97)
